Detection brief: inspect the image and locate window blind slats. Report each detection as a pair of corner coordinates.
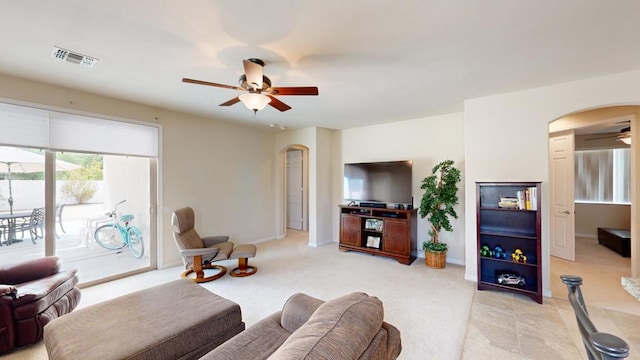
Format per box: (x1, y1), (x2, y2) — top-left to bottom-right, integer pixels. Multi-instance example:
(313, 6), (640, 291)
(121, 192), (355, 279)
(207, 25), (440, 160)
(0, 102), (158, 157)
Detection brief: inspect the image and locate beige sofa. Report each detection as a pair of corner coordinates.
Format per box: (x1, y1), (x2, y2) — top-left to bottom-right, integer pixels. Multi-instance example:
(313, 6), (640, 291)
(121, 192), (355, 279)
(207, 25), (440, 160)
(201, 292), (402, 360)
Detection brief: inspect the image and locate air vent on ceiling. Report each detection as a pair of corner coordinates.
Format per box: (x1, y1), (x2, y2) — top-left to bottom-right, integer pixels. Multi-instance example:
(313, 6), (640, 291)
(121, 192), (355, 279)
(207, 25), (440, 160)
(52, 46), (98, 68)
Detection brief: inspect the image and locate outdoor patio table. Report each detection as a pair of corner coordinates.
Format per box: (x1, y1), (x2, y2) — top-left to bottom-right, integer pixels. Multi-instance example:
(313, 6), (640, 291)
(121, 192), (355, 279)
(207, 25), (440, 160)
(0, 211), (33, 245)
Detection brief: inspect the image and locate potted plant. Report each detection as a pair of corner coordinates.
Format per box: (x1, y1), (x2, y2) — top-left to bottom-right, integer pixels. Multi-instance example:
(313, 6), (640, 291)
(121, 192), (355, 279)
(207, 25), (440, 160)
(419, 160), (461, 269)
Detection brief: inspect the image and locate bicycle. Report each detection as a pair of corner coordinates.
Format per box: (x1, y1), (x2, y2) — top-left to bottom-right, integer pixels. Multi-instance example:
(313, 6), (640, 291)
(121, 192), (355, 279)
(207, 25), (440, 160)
(94, 200), (144, 258)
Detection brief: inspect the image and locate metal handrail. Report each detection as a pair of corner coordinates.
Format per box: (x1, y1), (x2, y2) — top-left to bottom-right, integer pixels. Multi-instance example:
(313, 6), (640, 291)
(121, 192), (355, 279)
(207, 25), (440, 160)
(561, 275), (629, 359)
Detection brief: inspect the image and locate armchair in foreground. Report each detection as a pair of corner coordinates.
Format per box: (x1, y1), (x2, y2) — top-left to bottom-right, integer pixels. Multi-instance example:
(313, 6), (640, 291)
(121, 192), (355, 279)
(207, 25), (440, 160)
(0, 256), (80, 353)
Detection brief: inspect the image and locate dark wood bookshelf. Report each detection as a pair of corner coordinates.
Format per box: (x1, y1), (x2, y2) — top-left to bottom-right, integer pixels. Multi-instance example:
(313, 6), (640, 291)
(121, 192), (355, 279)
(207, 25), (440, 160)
(476, 182), (542, 304)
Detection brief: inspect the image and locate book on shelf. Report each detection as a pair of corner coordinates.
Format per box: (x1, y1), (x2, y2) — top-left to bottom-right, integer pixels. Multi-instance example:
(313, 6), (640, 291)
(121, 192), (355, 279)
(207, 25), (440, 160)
(516, 186), (538, 210)
(529, 186), (537, 210)
(516, 190), (525, 210)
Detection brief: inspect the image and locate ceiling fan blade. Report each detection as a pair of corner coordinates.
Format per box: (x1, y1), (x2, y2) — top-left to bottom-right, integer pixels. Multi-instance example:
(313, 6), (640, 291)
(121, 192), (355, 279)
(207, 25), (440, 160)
(270, 87), (319, 96)
(267, 96), (292, 112)
(182, 78), (243, 91)
(584, 133), (619, 141)
(219, 97), (241, 107)
(243, 59), (264, 90)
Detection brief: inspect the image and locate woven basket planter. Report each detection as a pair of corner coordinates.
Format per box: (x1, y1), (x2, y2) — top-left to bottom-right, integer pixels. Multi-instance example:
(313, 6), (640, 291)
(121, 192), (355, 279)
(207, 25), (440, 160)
(425, 250), (447, 269)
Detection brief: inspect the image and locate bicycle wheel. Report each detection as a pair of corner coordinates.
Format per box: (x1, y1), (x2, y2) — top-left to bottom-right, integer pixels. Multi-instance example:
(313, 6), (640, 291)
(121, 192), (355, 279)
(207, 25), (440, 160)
(94, 224), (126, 250)
(127, 226), (144, 258)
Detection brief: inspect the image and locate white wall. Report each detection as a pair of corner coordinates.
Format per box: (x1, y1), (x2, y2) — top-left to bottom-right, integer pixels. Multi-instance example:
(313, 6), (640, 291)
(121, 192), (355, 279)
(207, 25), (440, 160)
(0, 73), (278, 268)
(336, 113), (466, 264)
(102, 155), (151, 253)
(575, 203), (630, 237)
(464, 70), (640, 296)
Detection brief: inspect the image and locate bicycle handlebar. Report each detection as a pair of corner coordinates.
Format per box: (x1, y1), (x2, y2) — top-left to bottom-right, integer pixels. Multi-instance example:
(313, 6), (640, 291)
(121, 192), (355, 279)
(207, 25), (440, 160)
(105, 200), (127, 217)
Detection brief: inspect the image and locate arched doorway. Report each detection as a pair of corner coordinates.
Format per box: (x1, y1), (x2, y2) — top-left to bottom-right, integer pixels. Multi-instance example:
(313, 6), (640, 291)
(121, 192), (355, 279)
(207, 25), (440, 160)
(548, 105), (638, 311)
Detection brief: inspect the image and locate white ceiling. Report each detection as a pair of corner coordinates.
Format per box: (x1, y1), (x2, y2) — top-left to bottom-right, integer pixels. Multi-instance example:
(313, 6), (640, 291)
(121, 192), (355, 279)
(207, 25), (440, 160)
(2, 1), (640, 130)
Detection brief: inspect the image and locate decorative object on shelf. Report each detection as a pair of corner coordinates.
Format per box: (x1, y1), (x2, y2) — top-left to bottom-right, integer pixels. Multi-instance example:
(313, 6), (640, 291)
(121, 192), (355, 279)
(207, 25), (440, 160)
(497, 197), (518, 209)
(364, 218), (383, 231)
(480, 244), (493, 257)
(419, 160), (461, 269)
(511, 248), (527, 263)
(497, 273), (526, 287)
(366, 236), (381, 249)
(493, 245), (507, 259)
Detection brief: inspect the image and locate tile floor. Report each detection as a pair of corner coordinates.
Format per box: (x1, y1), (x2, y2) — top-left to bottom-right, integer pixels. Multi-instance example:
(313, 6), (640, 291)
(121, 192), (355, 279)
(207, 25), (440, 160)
(463, 235), (640, 359)
(463, 289), (640, 359)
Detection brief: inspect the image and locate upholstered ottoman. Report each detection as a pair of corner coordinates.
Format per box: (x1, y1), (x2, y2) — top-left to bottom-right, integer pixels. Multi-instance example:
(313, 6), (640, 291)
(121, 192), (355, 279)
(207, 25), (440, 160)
(44, 279), (244, 360)
(229, 244), (257, 277)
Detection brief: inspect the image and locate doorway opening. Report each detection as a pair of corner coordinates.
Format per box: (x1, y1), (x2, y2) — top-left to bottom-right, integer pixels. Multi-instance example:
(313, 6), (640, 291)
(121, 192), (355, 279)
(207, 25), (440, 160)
(284, 145), (308, 233)
(548, 106), (638, 314)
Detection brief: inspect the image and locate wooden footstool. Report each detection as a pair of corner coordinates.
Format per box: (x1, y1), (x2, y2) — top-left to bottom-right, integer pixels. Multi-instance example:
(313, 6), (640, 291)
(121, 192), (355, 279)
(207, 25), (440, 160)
(229, 244), (257, 277)
(44, 279), (245, 360)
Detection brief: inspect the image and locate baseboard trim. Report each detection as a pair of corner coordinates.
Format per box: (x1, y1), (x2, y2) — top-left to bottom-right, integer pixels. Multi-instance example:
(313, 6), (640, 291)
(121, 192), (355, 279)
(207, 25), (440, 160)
(576, 232), (596, 239)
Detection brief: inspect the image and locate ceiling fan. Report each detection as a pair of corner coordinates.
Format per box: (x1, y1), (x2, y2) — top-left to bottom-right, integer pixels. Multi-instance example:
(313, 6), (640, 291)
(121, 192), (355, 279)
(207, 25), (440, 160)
(584, 126), (631, 144)
(182, 58), (318, 113)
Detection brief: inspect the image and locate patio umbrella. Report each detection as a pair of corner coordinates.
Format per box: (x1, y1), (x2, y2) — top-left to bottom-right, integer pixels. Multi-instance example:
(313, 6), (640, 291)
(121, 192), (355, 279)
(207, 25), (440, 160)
(0, 147), (80, 214)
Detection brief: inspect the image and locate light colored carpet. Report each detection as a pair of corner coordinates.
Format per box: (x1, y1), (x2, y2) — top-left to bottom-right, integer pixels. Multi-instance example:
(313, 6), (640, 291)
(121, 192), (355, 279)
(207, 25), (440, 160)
(550, 236), (639, 316)
(5, 230), (475, 360)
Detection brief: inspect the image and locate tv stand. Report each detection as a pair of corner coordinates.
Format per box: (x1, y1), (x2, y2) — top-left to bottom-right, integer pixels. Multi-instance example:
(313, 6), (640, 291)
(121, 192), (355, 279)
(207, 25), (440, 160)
(339, 205), (417, 265)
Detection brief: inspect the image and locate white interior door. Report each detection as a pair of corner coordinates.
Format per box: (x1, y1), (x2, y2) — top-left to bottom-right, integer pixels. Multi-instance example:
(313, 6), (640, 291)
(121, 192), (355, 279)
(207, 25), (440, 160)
(286, 150), (303, 230)
(549, 131), (576, 261)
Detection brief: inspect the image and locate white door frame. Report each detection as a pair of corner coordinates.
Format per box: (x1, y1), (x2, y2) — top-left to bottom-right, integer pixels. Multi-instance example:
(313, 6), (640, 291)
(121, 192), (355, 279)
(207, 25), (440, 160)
(283, 145), (309, 234)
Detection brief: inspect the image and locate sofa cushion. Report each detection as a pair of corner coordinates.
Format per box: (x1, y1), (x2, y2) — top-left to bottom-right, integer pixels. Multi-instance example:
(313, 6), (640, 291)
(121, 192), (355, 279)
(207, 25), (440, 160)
(200, 312), (290, 360)
(268, 292), (384, 360)
(280, 293), (324, 334)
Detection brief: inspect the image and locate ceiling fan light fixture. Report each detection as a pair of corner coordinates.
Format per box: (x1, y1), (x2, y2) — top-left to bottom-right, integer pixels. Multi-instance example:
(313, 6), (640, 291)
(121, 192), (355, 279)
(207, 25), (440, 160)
(239, 93), (271, 112)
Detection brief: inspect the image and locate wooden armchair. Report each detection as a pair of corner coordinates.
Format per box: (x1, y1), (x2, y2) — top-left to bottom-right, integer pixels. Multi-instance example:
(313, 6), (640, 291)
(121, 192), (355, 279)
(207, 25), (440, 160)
(171, 207), (234, 283)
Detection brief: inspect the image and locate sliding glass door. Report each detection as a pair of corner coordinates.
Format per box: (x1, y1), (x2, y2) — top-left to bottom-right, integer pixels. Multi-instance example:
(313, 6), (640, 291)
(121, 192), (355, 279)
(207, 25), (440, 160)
(0, 101), (159, 285)
(53, 152), (153, 284)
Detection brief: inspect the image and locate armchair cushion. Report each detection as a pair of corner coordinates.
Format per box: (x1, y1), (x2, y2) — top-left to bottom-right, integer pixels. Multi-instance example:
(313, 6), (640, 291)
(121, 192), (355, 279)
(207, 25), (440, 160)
(202, 235), (230, 247)
(12, 270), (78, 318)
(0, 256), (59, 285)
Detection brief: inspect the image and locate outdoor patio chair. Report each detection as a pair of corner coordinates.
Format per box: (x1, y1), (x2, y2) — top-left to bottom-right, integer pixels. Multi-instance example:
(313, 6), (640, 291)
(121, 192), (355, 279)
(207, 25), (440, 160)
(14, 208), (45, 244)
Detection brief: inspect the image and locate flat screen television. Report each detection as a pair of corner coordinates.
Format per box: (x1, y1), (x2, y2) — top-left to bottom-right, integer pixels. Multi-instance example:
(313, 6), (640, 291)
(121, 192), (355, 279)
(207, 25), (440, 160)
(343, 160), (412, 206)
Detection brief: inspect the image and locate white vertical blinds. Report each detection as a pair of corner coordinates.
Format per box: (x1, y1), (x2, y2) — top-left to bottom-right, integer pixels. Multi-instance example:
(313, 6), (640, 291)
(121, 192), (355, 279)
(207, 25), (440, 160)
(0, 102), (158, 157)
(575, 148), (630, 204)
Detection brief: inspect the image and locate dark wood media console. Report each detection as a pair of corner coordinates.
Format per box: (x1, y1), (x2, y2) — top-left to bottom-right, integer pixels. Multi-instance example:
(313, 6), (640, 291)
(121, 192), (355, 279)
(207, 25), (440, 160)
(339, 205), (417, 265)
